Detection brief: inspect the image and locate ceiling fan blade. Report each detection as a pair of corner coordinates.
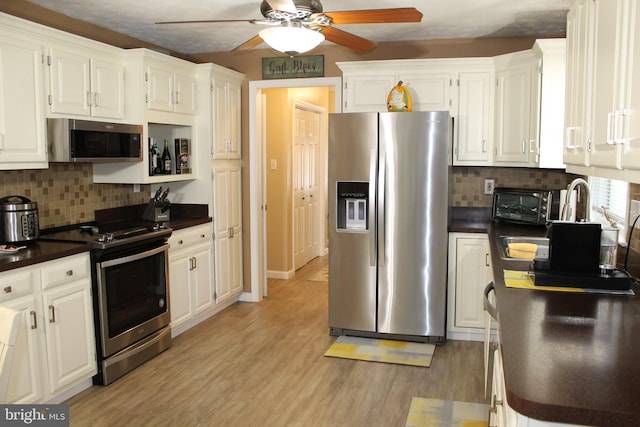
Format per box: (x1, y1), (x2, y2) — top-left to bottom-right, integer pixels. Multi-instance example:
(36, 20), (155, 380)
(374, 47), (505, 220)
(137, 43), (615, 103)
(320, 26), (376, 53)
(266, 0), (298, 14)
(156, 19), (253, 25)
(231, 34), (265, 52)
(318, 8), (423, 25)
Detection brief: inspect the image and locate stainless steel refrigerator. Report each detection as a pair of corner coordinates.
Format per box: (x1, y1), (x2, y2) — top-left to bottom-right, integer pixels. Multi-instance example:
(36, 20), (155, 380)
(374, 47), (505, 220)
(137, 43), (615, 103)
(328, 111), (452, 344)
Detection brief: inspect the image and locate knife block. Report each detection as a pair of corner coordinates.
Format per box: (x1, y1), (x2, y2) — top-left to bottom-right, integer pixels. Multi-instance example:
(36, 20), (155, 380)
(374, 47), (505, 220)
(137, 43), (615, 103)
(143, 199), (170, 223)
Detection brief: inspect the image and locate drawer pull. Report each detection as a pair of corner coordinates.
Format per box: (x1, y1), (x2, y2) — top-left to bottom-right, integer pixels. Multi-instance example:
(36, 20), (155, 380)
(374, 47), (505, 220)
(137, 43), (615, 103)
(66, 269), (74, 277)
(178, 240), (184, 245)
(200, 234), (205, 238)
(49, 304), (56, 323)
(3, 285), (12, 294)
(30, 310), (37, 330)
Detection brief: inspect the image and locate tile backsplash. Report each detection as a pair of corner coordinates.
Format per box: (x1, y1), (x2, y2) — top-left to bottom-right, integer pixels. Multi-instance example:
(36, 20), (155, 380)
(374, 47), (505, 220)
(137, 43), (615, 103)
(452, 166), (573, 207)
(0, 164), (150, 229)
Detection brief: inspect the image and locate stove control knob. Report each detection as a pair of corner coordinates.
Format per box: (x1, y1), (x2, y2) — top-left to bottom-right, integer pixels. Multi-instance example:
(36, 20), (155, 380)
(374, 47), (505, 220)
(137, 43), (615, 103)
(98, 233), (114, 243)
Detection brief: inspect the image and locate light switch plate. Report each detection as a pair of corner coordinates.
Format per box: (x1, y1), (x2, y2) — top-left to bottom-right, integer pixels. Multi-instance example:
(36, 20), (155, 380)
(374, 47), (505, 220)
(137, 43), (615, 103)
(270, 159), (277, 170)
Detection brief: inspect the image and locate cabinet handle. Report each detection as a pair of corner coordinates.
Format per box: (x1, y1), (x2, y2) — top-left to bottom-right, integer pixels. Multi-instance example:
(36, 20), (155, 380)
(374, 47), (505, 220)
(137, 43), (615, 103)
(192, 257), (197, 270)
(0, 132), (4, 151)
(229, 227), (234, 238)
(3, 285), (12, 294)
(48, 304), (56, 323)
(485, 253), (490, 267)
(94, 92), (100, 108)
(178, 240), (184, 245)
(614, 109), (626, 144)
(66, 269), (74, 277)
(565, 126), (576, 149)
(86, 91), (92, 107)
(30, 310), (37, 330)
(482, 139), (487, 153)
(606, 112), (615, 144)
(529, 139), (537, 154)
(521, 139), (526, 153)
(200, 234), (205, 239)
(174, 91), (180, 105)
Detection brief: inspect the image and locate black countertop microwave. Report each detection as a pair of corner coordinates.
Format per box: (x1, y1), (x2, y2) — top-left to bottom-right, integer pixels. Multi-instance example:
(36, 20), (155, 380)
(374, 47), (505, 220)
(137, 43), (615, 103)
(47, 118), (143, 162)
(492, 187), (562, 225)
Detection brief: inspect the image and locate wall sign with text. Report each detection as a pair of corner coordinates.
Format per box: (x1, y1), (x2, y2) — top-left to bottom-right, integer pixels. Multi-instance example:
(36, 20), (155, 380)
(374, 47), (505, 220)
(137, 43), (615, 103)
(262, 55), (324, 79)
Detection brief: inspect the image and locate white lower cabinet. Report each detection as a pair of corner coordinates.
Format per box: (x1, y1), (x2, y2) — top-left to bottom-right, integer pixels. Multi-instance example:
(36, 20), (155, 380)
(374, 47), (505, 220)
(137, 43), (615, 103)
(1, 252), (96, 404)
(447, 232), (494, 340)
(212, 164), (243, 304)
(490, 347), (589, 427)
(168, 223), (215, 335)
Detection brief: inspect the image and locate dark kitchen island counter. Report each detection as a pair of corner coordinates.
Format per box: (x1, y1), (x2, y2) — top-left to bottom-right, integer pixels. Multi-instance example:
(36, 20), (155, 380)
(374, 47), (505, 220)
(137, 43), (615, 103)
(488, 221), (640, 427)
(0, 240), (90, 273)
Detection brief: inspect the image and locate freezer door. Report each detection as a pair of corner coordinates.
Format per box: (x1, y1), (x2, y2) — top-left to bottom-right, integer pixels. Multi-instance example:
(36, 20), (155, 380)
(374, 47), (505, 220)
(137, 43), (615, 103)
(328, 113), (378, 333)
(377, 111), (451, 337)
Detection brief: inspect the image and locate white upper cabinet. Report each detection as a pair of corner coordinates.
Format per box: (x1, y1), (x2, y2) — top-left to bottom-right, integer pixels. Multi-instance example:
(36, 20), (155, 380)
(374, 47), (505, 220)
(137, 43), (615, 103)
(47, 46), (125, 120)
(212, 73), (242, 159)
(493, 50), (540, 167)
(565, 0), (640, 182)
(564, 0), (595, 171)
(146, 62), (197, 115)
(0, 32), (47, 169)
(454, 70), (494, 165)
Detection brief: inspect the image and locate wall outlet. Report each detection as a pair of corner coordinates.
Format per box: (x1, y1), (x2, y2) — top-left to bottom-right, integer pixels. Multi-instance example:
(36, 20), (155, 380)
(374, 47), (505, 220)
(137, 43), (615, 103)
(484, 179), (495, 195)
(133, 184), (141, 193)
(631, 200), (640, 226)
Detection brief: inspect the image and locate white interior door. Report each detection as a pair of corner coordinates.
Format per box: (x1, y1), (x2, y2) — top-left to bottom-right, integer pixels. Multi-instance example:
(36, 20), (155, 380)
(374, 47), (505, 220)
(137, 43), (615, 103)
(293, 105), (321, 270)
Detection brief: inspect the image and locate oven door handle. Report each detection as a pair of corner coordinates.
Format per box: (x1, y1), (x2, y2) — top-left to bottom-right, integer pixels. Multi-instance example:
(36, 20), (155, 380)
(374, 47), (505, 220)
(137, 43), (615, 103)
(99, 243), (169, 268)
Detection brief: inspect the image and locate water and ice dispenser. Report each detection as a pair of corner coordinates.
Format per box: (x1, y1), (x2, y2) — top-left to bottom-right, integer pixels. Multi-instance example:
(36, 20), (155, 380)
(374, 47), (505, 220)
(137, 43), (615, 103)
(336, 182), (368, 231)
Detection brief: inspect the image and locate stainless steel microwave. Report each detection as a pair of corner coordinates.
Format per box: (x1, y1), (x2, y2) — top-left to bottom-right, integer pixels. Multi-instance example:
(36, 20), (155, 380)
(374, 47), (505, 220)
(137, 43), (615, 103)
(47, 118), (143, 162)
(492, 188), (562, 225)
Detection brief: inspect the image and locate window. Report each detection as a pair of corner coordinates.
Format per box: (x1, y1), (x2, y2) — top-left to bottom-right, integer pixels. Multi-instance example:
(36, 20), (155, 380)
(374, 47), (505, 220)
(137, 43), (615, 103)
(589, 176), (629, 241)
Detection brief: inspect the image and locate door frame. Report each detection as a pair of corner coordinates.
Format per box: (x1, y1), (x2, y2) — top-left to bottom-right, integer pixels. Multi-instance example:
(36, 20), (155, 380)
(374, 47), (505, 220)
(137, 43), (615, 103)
(246, 77), (342, 302)
(292, 99), (327, 271)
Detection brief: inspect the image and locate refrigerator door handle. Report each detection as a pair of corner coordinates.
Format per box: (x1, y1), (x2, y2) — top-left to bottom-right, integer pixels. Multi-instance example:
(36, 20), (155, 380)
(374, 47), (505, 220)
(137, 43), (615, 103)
(369, 148), (376, 266)
(378, 148), (386, 267)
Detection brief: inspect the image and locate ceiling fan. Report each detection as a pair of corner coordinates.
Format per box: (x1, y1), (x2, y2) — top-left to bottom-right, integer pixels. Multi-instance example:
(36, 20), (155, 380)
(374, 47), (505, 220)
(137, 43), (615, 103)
(157, 0), (423, 56)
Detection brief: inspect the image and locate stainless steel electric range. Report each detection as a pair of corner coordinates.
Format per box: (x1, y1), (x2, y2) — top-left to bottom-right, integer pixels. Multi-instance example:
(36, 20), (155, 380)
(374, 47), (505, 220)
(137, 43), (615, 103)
(41, 220), (173, 385)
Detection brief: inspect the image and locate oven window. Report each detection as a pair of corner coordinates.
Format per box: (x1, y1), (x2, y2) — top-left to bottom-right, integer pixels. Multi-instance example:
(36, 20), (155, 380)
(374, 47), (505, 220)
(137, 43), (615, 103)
(103, 250), (167, 337)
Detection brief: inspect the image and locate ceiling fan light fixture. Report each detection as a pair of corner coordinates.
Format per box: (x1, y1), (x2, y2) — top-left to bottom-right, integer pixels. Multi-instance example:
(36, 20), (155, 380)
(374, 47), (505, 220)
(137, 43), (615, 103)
(259, 25), (324, 56)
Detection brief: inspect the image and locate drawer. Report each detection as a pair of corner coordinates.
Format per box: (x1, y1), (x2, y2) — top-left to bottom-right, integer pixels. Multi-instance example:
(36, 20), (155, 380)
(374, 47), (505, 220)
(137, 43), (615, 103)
(41, 253), (90, 290)
(169, 224), (213, 251)
(0, 268), (38, 302)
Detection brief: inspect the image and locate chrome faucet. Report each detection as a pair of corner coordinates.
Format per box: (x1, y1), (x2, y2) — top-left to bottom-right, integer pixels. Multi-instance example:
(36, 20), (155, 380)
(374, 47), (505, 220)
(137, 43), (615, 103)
(561, 178), (591, 221)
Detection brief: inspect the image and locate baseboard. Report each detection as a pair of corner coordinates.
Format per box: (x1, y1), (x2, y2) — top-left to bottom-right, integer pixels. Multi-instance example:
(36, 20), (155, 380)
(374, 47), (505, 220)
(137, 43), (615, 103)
(267, 269), (295, 280)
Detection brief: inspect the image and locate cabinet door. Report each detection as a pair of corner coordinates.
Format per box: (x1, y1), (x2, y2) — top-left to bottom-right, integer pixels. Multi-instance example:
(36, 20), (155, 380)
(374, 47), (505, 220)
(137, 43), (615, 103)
(212, 165), (243, 303)
(227, 81), (242, 159)
(619, 0), (640, 170)
(91, 58), (125, 119)
(41, 281), (96, 395)
(494, 65), (534, 165)
(146, 64), (174, 112)
(3, 296), (43, 404)
(169, 251), (192, 327)
(404, 72), (452, 112)
(0, 35), (47, 168)
(564, 0), (595, 168)
(589, 0), (625, 169)
(453, 235), (491, 329)
(343, 74), (396, 112)
(455, 71), (493, 164)
(48, 48), (91, 116)
(192, 244), (214, 314)
(212, 78), (230, 159)
(174, 72), (197, 115)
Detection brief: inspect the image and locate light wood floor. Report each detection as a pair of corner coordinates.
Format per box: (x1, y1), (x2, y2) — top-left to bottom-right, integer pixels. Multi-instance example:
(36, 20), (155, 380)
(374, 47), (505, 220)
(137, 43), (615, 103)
(66, 255), (487, 426)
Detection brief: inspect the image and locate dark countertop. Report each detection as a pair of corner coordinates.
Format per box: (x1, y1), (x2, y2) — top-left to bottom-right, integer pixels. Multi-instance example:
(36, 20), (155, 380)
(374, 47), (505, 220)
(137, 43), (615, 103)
(488, 221), (640, 427)
(0, 240), (90, 273)
(0, 204), (211, 274)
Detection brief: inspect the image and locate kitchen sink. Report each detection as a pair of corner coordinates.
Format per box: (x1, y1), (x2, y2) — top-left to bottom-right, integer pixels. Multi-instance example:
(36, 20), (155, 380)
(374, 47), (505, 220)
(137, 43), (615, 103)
(496, 236), (550, 261)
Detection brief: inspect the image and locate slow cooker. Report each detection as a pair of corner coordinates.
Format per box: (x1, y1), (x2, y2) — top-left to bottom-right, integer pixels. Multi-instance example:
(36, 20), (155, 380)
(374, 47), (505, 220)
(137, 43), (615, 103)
(0, 195), (39, 243)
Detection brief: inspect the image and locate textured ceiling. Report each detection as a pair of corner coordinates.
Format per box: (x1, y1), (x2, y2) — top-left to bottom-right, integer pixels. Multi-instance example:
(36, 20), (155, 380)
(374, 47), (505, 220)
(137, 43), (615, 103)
(24, 0), (570, 54)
